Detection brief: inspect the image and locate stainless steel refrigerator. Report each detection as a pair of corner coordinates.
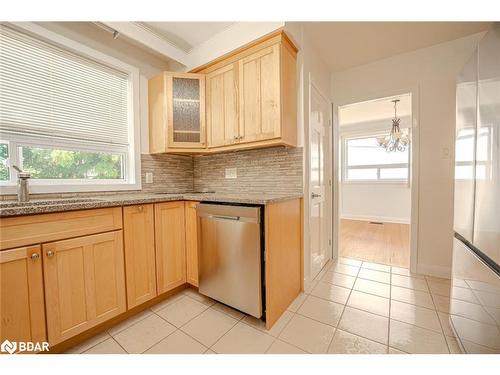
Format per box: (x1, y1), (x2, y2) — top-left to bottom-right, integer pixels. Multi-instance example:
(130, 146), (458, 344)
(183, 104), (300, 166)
(452, 24), (500, 353)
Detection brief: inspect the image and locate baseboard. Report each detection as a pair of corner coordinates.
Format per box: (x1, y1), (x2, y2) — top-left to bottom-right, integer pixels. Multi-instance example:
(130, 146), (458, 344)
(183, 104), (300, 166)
(340, 214), (410, 225)
(416, 263), (451, 279)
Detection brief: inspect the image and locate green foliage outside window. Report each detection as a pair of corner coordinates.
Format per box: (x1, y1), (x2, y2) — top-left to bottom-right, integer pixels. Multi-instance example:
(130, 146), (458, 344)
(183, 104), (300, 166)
(0, 143), (8, 181)
(21, 146), (123, 179)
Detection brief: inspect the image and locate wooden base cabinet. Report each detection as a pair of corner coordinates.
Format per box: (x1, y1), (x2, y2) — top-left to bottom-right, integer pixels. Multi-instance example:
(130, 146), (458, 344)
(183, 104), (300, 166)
(123, 204), (157, 309)
(265, 199), (302, 329)
(43, 231), (126, 345)
(155, 202), (187, 293)
(0, 245), (46, 348)
(184, 201), (199, 287)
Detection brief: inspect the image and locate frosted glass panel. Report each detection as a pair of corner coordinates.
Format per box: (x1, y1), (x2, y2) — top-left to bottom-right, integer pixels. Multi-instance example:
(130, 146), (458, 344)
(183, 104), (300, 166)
(173, 77), (199, 100)
(173, 132), (200, 143)
(173, 100), (200, 131)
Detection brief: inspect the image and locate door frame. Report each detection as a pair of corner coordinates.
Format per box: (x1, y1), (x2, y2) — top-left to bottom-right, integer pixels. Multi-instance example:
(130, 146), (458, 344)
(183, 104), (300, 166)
(304, 73), (334, 288)
(333, 86), (420, 273)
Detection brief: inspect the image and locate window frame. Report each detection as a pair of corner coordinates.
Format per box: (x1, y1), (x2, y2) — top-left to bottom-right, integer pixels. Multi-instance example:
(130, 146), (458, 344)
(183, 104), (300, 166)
(342, 132), (410, 184)
(0, 22), (141, 195)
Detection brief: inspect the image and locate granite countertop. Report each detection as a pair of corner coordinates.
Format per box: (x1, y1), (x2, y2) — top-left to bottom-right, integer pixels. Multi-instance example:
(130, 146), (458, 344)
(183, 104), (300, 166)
(0, 192), (304, 217)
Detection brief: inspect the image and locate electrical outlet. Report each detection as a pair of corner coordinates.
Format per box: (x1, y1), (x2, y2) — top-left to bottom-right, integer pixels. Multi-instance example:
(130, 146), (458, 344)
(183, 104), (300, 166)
(145, 172), (153, 183)
(225, 168), (237, 179)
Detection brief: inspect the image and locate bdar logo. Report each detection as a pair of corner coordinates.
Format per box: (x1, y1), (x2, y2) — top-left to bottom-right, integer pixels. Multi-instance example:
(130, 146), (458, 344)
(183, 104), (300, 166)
(1, 339), (17, 354)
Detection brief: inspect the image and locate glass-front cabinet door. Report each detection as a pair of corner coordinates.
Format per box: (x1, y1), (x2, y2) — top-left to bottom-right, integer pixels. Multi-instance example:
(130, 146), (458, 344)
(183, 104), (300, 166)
(166, 73), (206, 149)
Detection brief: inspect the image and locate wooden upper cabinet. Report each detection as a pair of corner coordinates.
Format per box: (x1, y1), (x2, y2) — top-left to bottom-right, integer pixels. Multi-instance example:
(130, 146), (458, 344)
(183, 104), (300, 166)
(43, 231), (126, 345)
(150, 31), (297, 154)
(184, 201), (199, 287)
(198, 31), (297, 152)
(239, 44), (281, 144)
(154, 202), (187, 294)
(149, 72), (206, 153)
(123, 204), (157, 309)
(206, 63), (239, 148)
(0, 245), (46, 349)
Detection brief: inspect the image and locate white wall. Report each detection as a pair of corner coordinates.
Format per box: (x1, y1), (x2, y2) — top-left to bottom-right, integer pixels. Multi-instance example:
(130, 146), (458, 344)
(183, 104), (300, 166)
(341, 183), (411, 224)
(331, 32), (486, 278)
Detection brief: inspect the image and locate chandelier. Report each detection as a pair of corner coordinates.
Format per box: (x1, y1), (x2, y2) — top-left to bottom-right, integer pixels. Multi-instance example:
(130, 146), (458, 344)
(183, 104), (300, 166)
(376, 99), (409, 152)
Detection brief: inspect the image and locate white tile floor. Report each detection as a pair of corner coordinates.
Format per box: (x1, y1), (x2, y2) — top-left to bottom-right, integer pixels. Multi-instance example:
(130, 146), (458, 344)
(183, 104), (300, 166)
(67, 257), (461, 354)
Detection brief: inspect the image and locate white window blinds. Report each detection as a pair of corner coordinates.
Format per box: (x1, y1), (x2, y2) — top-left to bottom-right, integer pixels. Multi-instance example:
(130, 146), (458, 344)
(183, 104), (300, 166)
(0, 25), (130, 146)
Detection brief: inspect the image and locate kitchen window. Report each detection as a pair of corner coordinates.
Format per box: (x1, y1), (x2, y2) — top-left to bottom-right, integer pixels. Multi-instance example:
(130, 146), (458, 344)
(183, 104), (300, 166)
(343, 134), (410, 183)
(0, 24), (140, 194)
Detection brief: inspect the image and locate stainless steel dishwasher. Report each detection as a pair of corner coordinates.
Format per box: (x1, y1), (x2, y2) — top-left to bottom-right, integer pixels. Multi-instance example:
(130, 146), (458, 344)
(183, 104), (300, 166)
(197, 203), (262, 318)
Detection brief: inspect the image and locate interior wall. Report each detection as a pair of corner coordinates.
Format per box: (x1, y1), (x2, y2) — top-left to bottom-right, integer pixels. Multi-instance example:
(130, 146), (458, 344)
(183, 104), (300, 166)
(331, 32), (486, 278)
(341, 184), (411, 224)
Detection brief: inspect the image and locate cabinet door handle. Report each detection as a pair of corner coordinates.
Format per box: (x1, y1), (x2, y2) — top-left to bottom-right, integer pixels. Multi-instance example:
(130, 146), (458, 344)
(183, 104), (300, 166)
(31, 253), (40, 261)
(137, 205), (143, 212)
(46, 250), (55, 258)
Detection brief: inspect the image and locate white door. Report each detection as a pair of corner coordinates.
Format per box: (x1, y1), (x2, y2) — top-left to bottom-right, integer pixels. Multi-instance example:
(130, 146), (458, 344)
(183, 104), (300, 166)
(309, 83), (332, 280)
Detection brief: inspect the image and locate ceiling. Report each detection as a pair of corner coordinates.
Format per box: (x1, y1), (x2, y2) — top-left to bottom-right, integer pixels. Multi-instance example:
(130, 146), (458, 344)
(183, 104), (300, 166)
(136, 22), (235, 52)
(302, 22), (493, 72)
(339, 93), (411, 127)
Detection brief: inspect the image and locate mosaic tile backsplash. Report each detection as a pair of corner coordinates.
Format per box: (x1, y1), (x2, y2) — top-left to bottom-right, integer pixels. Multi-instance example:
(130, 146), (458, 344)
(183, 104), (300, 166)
(1, 147), (303, 199)
(193, 147), (303, 194)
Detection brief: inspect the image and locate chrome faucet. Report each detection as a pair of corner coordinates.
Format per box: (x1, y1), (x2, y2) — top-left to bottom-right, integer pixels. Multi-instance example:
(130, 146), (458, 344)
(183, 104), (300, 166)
(12, 165), (31, 202)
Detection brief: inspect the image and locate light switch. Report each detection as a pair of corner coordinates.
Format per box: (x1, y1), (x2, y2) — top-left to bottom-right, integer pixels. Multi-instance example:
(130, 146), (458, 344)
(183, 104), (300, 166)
(225, 168), (237, 179)
(145, 172), (153, 183)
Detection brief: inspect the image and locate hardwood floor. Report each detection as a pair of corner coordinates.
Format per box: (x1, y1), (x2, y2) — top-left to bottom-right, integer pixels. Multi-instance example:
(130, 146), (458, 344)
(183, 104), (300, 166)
(340, 219), (410, 267)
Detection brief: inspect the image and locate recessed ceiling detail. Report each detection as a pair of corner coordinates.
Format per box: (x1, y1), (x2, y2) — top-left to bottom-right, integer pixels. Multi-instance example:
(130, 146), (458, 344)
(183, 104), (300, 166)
(135, 22), (235, 53)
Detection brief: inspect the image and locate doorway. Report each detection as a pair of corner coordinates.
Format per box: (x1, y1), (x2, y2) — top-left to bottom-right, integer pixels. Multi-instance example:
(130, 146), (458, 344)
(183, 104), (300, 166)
(336, 93), (414, 268)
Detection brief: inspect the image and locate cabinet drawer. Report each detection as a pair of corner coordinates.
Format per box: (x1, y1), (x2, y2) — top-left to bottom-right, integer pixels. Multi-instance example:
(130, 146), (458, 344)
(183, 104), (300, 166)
(0, 207), (123, 250)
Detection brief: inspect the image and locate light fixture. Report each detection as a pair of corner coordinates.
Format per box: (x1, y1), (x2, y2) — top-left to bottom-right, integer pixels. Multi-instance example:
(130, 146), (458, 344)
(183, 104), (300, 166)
(376, 99), (410, 152)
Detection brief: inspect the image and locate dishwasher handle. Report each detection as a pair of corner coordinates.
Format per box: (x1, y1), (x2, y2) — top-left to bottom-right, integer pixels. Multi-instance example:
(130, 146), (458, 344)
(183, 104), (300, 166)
(197, 204), (261, 224)
(209, 214), (240, 221)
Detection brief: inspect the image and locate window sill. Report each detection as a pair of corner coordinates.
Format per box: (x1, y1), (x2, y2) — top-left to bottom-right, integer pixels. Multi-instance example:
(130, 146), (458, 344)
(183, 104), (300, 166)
(0, 181), (142, 196)
(342, 180), (410, 186)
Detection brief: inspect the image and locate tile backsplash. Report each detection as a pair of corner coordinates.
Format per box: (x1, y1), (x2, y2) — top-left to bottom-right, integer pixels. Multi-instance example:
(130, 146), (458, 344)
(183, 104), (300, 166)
(1, 147), (303, 199)
(194, 146), (303, 194)
(141, 153), (193, 193)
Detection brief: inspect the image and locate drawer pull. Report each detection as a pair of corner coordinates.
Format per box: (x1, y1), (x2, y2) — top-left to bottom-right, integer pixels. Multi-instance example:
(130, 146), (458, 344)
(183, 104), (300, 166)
(31, 252), (40, 261)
